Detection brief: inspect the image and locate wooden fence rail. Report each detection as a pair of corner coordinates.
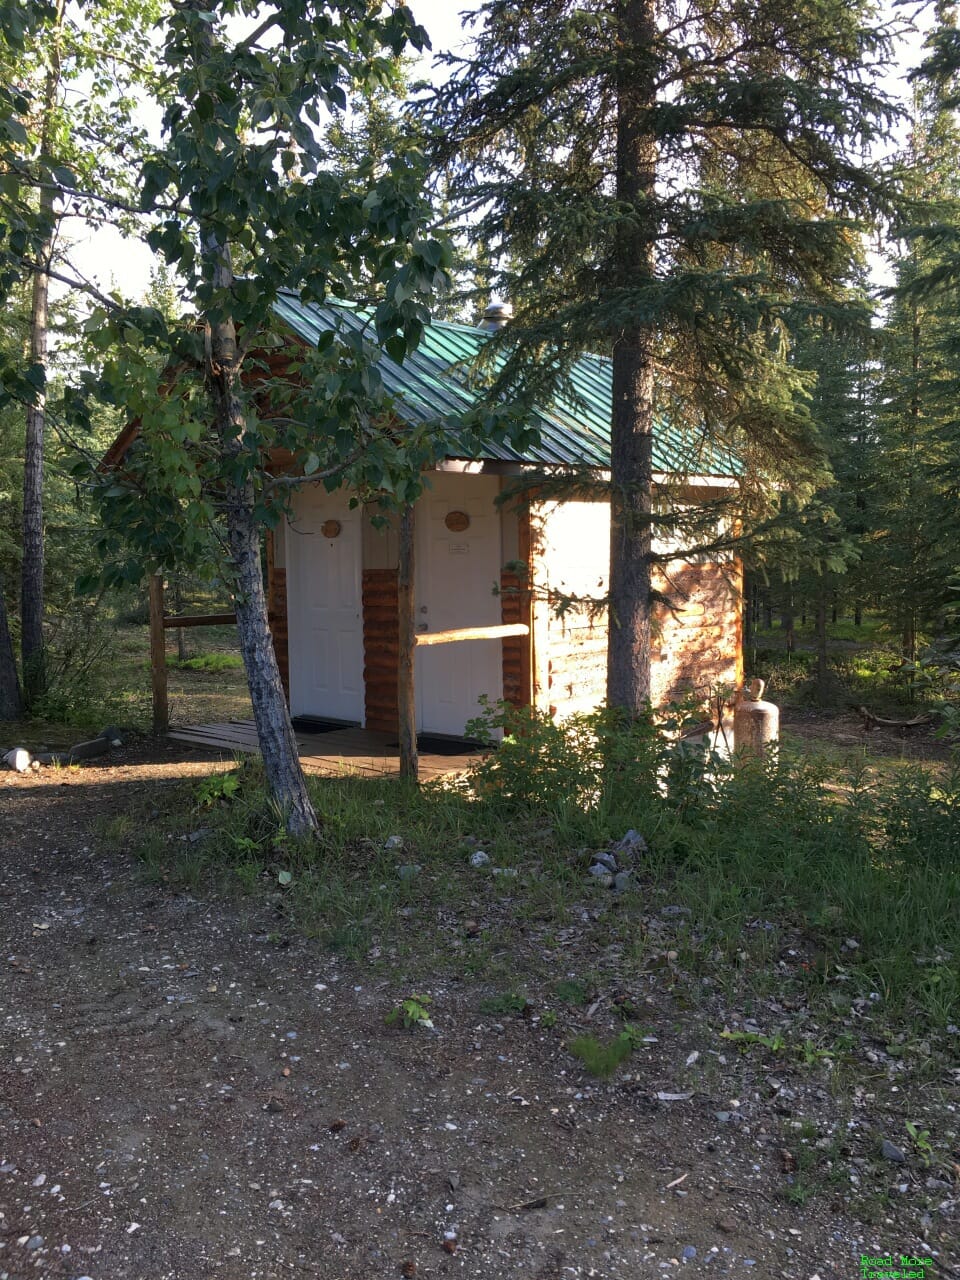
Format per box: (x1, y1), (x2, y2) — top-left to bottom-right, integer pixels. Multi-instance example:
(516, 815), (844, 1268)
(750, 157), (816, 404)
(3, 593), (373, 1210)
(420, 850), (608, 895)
(148, 576), (238, 734)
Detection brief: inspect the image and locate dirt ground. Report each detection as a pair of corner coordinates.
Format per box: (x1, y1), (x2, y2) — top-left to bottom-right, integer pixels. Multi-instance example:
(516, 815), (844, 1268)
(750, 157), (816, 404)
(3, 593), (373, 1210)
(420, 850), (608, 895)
(0, 737), (957, 1280)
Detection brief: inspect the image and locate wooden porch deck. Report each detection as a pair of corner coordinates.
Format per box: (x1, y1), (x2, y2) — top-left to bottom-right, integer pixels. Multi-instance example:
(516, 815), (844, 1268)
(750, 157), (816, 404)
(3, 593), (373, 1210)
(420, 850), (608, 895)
(167, 720), (483, 781)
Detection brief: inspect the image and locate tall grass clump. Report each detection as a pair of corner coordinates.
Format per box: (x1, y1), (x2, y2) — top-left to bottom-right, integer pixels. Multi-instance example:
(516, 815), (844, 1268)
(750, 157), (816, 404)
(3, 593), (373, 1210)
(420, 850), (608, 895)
(465, 701), (959, 1023)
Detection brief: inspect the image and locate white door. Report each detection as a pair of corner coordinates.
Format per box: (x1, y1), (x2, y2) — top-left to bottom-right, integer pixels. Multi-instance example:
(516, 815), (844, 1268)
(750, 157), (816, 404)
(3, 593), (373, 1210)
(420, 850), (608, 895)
(416, 474), (503, 736)
(286, 488), (363, 723)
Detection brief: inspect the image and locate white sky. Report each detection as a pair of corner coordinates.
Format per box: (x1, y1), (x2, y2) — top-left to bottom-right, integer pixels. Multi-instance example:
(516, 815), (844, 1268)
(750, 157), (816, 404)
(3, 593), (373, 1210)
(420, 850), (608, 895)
(66, 0), (482, 300)
(66, 0), (928, 301)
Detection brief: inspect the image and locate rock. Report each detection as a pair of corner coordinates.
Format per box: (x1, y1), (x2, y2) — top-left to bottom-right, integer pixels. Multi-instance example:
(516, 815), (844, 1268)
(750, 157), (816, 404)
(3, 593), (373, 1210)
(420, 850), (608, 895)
(881, 1139), (906, 1163)
(716, 1215), (737, 1233)
(587, 869), (613, 888)
(397, 864), (421, 881)
(715, 1110), (733, 1123)
(660, 904), (691, 918)
(385, 835), (404, 851)
(592, 852), (618, 873)
(682, 1246), (697, 1261)
(468, 850), (491, 868)
(3, 747), (31, 773)
(25, 1236), (43, 1251)
(613, 870), (633, 894)
(615, 829), (648, 856)
(491, 867), (518, 878)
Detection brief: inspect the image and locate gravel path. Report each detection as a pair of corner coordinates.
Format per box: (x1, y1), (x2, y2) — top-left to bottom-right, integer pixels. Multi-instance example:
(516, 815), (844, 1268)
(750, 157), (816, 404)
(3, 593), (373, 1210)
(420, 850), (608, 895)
(0, 743), (957, 1280)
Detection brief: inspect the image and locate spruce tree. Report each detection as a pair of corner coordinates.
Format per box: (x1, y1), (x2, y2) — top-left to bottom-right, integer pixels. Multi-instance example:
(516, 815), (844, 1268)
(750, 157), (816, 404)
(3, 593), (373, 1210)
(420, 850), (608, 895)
(876, 23), (960, 660)
(429, 0), (900, 712)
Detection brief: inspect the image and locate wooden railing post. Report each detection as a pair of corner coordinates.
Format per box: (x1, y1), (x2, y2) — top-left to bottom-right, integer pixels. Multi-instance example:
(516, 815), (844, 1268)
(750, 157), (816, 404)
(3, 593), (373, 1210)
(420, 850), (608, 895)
(397, 504), (418, 782)
(149, 574), (169, 735)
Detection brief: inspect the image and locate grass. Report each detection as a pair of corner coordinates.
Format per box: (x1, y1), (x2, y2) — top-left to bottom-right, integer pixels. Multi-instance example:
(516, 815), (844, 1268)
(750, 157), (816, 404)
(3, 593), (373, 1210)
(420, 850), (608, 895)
(168, 652), (244, 673)
(568, 1030), (635, 1078)
(52, 617), (956, 1036)
(108, 703), (960, 1038)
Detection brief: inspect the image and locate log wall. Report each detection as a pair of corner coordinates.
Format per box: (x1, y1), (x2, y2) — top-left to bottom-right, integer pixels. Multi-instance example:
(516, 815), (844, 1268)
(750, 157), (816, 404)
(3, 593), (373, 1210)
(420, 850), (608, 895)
(650, 559), (743, 706)
(534, 498), (610, 718)
(363, 568), (400, 733)
(533, 498), (742, 718)
(500, 569), (530, 708)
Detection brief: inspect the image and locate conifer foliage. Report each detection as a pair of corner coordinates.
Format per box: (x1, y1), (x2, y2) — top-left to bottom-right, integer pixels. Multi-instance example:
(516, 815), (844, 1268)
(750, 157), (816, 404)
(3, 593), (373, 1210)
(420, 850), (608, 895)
(431, 0), (900, 710)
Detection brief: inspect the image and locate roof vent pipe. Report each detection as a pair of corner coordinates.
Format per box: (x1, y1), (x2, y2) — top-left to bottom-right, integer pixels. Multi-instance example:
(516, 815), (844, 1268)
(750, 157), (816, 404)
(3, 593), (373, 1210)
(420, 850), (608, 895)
(479, 301), (513, 331)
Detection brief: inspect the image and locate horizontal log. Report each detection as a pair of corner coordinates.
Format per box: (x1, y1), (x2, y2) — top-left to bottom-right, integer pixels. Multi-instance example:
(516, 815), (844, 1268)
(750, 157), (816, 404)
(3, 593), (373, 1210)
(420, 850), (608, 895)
(366, 717), (398, 733)
(415, 623), (530, 647)
(162, 612), (237, 629)
(364, 683), (399, 700)
(364, 651), (400, 669)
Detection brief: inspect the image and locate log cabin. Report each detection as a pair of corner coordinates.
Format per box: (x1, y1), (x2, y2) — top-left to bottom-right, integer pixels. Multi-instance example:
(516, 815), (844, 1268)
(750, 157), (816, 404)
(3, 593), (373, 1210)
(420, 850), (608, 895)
(263, 295), (744, 738)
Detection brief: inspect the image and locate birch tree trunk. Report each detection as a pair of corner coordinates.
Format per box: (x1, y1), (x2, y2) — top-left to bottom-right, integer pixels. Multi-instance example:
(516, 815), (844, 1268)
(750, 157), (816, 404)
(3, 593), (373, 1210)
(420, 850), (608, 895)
(202, 233), (320, 837)
(21, 1), (63, 704)
(606, 0), (658, 714)
(22, 239), (50, 704)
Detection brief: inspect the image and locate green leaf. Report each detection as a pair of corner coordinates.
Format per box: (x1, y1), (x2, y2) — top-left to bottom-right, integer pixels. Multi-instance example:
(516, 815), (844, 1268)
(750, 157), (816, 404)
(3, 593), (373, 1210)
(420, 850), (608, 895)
(385, 334), (407, 363)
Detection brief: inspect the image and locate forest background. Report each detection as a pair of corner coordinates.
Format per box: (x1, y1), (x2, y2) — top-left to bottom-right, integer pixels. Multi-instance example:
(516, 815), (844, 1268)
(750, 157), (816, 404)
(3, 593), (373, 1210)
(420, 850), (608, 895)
(2, 0), (960, 760)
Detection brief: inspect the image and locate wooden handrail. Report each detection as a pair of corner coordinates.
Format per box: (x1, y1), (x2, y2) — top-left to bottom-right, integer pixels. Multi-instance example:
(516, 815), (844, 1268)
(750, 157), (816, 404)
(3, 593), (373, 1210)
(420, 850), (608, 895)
(162, 612), (238, 629)
(415, 623), (530, 647)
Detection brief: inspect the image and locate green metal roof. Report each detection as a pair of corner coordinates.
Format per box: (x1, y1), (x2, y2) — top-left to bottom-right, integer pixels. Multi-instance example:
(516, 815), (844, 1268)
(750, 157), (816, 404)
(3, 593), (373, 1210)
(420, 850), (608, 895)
(272, 292), (735, 477)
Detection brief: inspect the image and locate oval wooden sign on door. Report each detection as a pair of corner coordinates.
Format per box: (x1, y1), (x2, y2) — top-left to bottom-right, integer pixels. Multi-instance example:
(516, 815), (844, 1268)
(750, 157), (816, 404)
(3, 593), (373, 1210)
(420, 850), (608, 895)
(444, 510), (470, 533)
(321, 519), (341, 539)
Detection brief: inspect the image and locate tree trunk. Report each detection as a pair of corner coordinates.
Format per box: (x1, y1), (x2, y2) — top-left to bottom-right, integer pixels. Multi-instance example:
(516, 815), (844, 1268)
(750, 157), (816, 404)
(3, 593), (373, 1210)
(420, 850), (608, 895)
(397, 504), (418, 782)
(743, 581), (753, 651)
(782, 596), (795, 654)
(226, 483), (319, 835)
(815, 591), (829, 705)
(201, 245), (319, 835)
(184, 0), (318, 836)
(149, 574), (169, 735)
(20, 0), (64, 706)
(607, 0), (657, 714)
(173, 577), (188, 662)
(0, 579), (23, 720)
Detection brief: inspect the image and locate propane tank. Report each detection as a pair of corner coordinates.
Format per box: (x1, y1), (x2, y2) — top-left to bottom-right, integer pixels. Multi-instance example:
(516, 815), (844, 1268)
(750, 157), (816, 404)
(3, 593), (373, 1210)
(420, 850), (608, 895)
(733, 678), (779, 761)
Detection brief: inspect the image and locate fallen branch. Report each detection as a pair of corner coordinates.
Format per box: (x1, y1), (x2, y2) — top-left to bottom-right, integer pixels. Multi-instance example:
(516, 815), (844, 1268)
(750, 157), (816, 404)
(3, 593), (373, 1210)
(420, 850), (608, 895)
(858, 706), (934, 734)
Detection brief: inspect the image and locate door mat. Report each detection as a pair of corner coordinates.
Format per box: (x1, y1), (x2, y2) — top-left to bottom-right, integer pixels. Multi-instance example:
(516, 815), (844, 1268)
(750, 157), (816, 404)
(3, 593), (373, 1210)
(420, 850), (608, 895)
(387, 734), (488, 756)
(291, 716), (360, 734)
